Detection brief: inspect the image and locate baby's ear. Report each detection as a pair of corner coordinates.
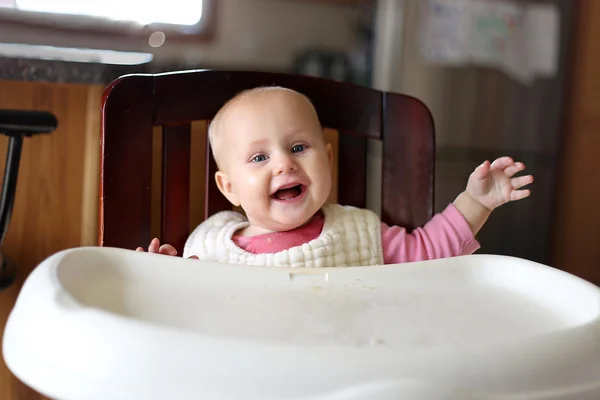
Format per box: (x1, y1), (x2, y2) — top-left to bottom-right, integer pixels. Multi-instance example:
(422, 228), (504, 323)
(215, 171), (240, 206)
(326, 142), (333, 168)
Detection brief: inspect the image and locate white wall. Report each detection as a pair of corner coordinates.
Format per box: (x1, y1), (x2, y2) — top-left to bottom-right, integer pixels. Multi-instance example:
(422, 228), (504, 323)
(0, 0), (363, 69)
(391, 0), (479, 148)
(369, 0), (468, 214)
(368, 0), (406, 214)
(372, 0), (461, 145)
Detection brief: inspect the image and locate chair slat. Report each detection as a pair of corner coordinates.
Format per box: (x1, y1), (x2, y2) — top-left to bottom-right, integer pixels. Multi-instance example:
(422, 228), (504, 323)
(161, 123), (191, 255)
(204, 134), (231, 219)
(337, 132), (367, 209)
(101, 75), (154, 249)
(381, 93), (435, 230)
(151, 126), (163, 241)
(189, 121), (208, 231)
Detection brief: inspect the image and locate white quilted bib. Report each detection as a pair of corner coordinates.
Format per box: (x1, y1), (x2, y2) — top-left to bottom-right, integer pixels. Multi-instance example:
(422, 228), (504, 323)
(182, 204), (383, 267)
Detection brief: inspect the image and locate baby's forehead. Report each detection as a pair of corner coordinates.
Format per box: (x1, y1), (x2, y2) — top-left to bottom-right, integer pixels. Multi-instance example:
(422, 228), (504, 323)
(210, 87), (322, 158)
(224, 87), (312, 115)
(218, 89), (318, 129)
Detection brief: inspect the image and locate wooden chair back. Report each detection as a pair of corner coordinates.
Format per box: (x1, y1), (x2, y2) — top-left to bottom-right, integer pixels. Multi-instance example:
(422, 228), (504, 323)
(100, 70), (435, 254)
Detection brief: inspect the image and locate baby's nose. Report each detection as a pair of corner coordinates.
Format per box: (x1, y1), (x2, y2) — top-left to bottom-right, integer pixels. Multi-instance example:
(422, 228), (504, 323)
(274, 155), (297, 175)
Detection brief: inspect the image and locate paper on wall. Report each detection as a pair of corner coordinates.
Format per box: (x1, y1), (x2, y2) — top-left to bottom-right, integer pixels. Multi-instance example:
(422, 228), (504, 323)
(419, 0), (561, 85)
(419, 0), (472, 65)
(468, 0), (520, 65)
(524, 2), (561, 77)
(497, 2), (535, 84)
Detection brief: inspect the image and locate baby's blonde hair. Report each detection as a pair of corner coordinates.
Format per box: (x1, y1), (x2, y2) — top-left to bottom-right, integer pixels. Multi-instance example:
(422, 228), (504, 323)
(207, 86), (319, 168)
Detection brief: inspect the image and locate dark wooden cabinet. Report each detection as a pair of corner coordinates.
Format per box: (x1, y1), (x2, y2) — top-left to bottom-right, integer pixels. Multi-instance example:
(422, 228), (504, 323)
(553, 0), (600, 286)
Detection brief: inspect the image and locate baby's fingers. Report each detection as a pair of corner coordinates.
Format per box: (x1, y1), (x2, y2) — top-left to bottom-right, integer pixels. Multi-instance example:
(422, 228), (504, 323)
(503, 162), (525, 178)
(511, 174), (534, 189)
(159, 244), (177, 256)
(490, 156), (514, 170)
(511, 189), (531, 201)
(148, 238), (161, 253)
(471, 160), (491, 180)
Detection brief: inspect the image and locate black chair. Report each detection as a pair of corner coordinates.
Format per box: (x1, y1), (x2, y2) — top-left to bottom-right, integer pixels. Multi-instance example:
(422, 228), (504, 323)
(0, 109), (57, 290)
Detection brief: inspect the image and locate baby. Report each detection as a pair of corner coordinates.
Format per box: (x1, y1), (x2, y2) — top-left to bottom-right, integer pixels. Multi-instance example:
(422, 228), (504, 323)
(137, 86), (533, 267)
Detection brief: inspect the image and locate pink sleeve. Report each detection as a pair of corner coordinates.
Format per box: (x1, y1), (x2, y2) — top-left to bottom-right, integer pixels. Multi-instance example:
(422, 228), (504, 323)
(381, 204), (480, 264)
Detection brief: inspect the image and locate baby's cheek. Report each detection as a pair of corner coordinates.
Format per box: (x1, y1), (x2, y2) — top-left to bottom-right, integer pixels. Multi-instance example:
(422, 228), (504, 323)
(248, 172), (269, 189)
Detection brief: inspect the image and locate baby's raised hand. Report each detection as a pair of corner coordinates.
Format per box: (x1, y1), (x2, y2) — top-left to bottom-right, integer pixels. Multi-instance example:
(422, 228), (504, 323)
(136, 237), (177, 256)
(465, 156), (533, 211)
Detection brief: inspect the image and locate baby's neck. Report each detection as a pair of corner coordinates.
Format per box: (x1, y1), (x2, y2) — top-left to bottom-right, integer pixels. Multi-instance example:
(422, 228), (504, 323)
(235, 213), (319, 237)
(236, 225), (275, 237)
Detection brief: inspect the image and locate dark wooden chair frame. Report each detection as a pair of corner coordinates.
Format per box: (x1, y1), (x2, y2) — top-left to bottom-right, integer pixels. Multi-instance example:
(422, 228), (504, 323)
(100, 70), (435, 255)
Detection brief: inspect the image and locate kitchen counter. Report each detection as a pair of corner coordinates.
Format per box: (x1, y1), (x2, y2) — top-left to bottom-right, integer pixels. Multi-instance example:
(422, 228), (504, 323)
(0, 57), (147, 85)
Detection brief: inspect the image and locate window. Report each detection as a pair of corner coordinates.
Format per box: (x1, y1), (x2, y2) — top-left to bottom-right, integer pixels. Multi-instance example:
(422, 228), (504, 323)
(0, 0), (215, 42)
(0, 0), (214, 64)
(13, 0), (203, 26)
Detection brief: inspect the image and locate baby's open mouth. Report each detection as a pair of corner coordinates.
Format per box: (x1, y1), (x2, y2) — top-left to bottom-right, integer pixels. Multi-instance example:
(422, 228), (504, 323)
(272, 184), (305, 201)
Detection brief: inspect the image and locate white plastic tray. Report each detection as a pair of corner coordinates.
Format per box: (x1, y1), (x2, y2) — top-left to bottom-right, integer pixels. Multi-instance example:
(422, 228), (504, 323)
(3, 247), (600, 399)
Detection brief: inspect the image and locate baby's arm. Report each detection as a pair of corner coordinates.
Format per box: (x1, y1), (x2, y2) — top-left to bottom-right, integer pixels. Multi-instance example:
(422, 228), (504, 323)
(382, 156), (532, 264)
(381, 204), (480, 263)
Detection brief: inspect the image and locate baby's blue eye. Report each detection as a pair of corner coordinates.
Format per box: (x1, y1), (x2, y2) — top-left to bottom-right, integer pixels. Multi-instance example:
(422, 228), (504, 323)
(251, 154), (267, 163)
(292, 144), (306, 153)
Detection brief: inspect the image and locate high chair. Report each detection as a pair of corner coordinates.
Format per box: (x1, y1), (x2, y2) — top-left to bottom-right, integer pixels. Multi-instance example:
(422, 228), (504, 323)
(3, 71), (600, 400)
(99, 69), (435, 254)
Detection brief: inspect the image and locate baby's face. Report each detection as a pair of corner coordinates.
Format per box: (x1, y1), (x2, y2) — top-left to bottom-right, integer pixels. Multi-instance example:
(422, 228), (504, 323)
(214, 89), (332, 234)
